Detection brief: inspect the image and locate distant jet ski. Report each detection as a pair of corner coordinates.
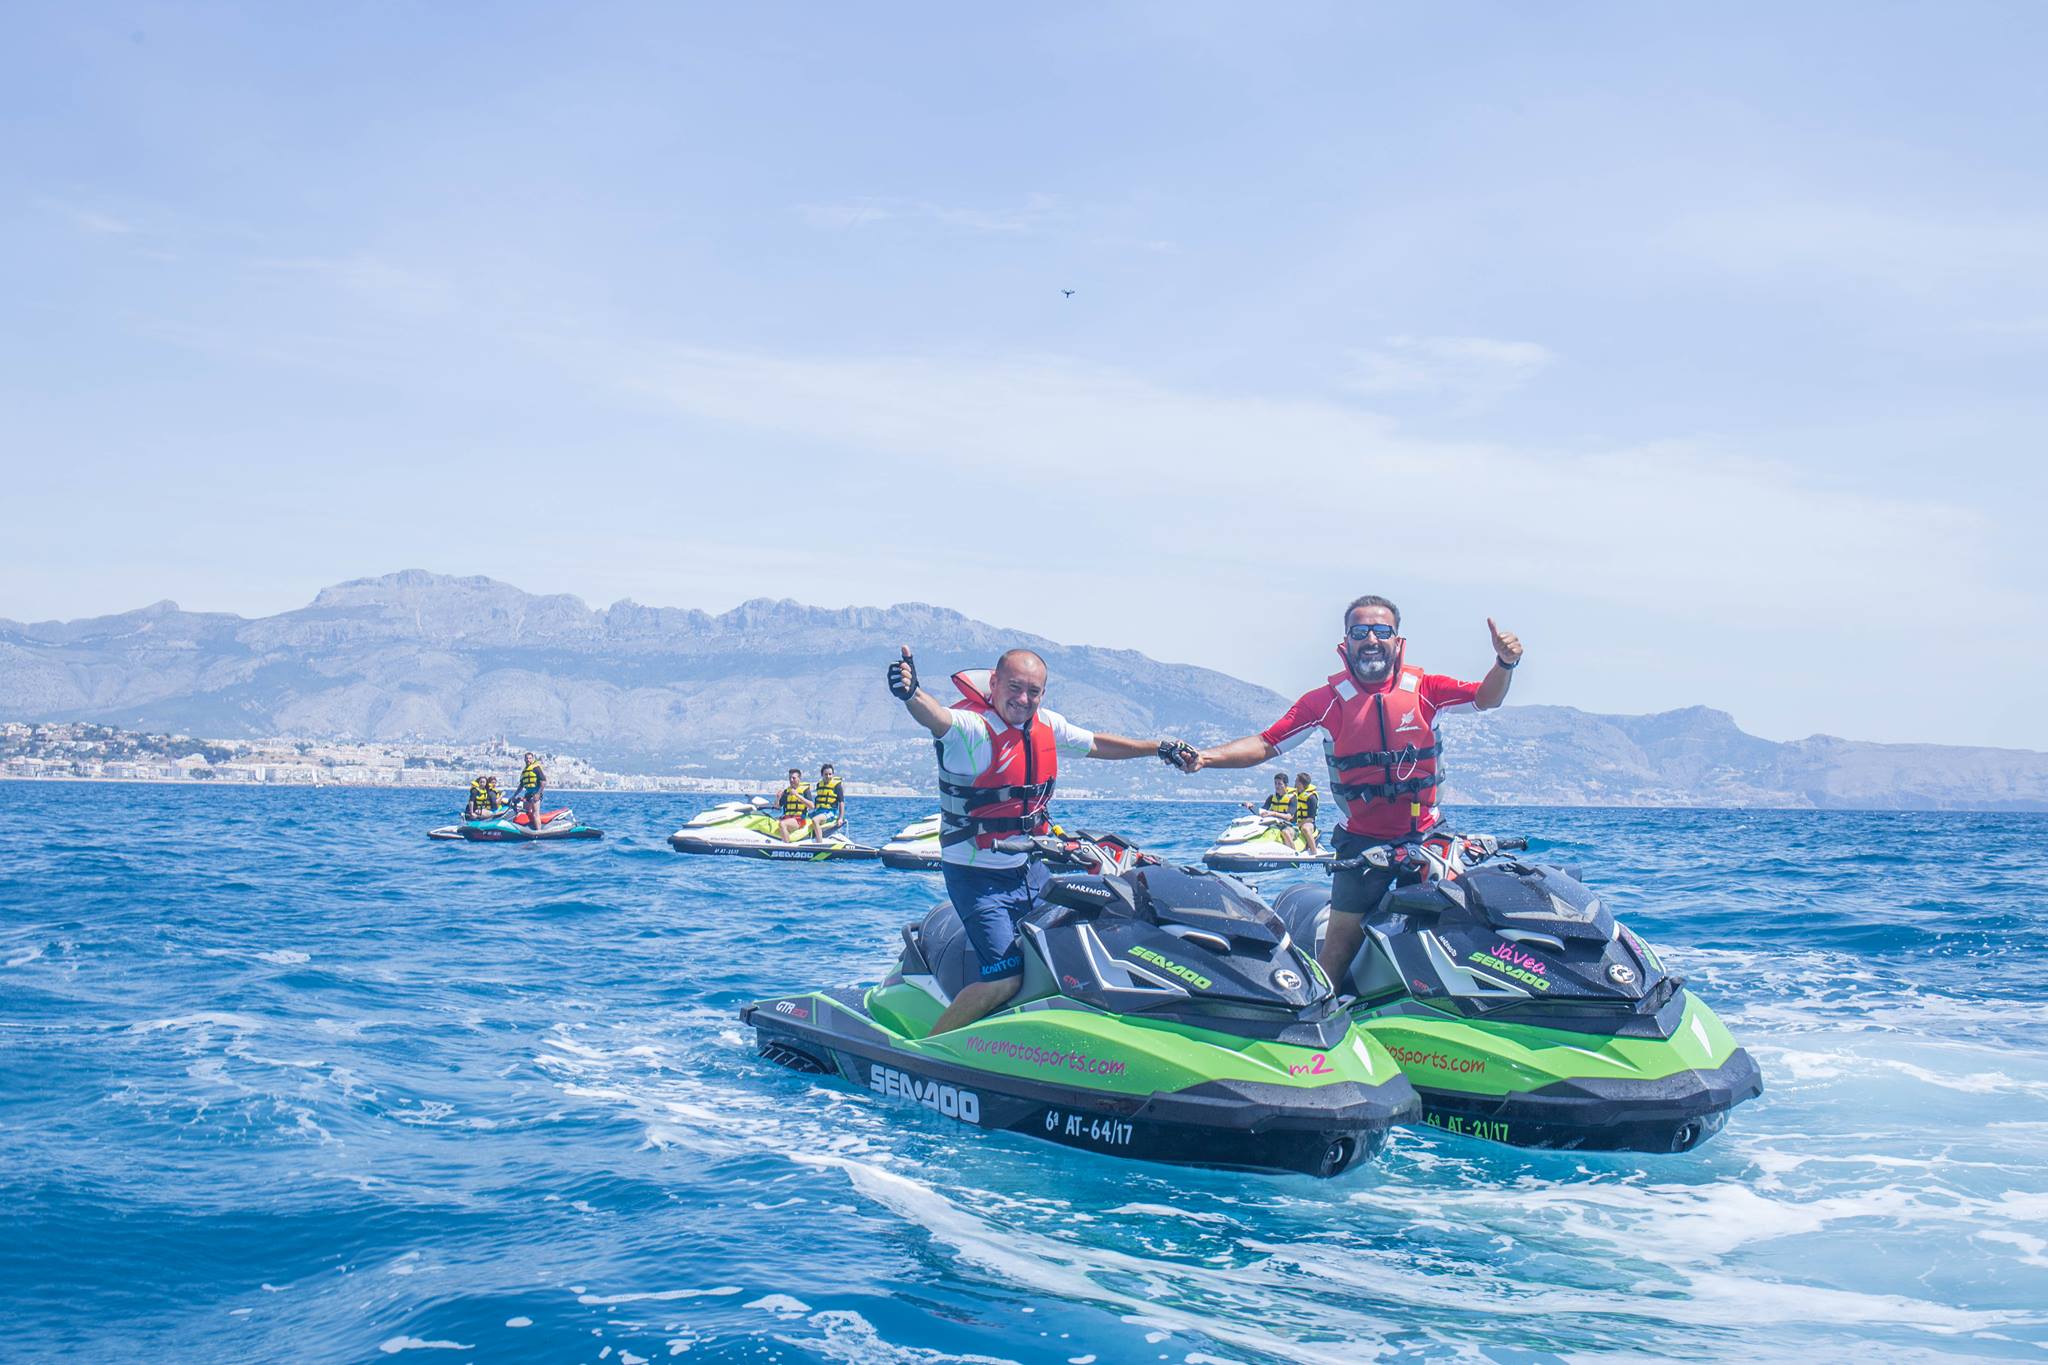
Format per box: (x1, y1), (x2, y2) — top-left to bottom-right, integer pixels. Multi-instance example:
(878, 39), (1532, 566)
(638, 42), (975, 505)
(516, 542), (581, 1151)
(879, 813), (942, 870)
(1201, 811), (1332, 873)
(667, 798), (880, 861)
(428, 807), (603, 841)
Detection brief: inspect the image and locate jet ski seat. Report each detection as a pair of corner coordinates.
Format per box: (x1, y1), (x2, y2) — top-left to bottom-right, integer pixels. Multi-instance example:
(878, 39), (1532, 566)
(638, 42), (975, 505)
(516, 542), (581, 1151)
(911, 901), (1060, 1006)
(1270, 883), (1331, 933)
(914, 903), (982, 1001)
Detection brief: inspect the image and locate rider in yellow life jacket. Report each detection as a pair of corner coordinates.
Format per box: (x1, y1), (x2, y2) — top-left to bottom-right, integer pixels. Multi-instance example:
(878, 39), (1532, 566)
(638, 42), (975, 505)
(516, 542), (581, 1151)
(515, 752), (546, 828)
(811, 763), (845, 834)
(775, 768), (814, 841)
(464, 776), (494, 821)
(1247, 772), (1301, 849)
(1290, 772), (1323, 855)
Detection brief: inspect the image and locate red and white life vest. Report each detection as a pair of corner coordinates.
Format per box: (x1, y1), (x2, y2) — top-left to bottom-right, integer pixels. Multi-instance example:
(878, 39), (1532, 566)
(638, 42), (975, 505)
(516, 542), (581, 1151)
(936, 669), (1059, 851)
(1321, 647), (1444, 837)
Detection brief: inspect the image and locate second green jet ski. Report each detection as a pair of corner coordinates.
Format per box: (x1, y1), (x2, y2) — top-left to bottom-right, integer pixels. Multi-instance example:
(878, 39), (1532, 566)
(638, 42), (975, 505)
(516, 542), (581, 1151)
(743, 832), (1420, 1176)
(1273, 833), (1762, 1152)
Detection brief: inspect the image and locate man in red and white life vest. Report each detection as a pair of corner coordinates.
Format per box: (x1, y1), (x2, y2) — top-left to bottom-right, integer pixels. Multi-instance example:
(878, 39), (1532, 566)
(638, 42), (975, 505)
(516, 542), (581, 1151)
(888, 644), (1179, 1034)
(1169, 595), (1523, 991)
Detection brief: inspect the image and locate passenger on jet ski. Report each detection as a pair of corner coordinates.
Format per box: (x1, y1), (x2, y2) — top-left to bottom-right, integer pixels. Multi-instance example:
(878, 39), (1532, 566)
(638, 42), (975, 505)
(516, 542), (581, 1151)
(463, 774), (503, 821)
(774, 769), (814, 840)
(1244, 774), (1301, 848)
(812, 764), (846, 834)
(1291, 773), (1323, 855)
(1166, 594), (1524, 989)
(886, 644), (1186, 1035)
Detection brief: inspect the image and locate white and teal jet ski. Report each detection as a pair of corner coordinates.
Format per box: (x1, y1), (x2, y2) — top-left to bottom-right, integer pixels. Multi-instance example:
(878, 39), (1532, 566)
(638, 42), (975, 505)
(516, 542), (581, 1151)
(879, 813), (942, 870)
(667, 798), (881, 861)
(1201, 811), (1332, 873)
(428, 807), (603, 842)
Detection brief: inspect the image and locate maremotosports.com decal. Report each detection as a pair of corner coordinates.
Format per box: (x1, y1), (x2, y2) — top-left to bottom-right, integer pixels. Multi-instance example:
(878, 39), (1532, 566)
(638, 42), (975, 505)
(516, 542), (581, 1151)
(869, 1065), (982, 1124)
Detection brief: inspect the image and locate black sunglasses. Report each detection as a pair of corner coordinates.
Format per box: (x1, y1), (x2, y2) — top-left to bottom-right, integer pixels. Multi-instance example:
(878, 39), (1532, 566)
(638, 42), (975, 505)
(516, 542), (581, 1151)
(1346, 623), (1396, 642)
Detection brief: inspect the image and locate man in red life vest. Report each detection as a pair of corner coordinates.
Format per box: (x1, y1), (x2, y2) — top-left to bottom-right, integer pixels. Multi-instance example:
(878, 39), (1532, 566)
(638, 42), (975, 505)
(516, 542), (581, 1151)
(1169, 595), (1523, 991)
(888, 645), (1176, 1034)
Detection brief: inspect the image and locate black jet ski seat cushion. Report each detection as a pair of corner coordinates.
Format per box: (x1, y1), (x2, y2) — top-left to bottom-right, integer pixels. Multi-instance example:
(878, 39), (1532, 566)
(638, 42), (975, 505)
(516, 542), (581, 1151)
(1270, 883), (1331, 934)
(913, 903), (984, 1002)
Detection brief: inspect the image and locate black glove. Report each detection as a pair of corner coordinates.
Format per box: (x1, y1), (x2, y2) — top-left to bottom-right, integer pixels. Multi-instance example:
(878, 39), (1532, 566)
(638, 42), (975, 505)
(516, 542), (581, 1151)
(1157, 739), (1197, 771)
(887, 647), (919, 701)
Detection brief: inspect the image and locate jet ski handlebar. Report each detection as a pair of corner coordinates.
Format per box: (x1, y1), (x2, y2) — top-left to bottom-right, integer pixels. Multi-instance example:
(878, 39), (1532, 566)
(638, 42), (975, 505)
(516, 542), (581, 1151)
(1327, 833), (1529, 874)
(990, 833), (1152, 873)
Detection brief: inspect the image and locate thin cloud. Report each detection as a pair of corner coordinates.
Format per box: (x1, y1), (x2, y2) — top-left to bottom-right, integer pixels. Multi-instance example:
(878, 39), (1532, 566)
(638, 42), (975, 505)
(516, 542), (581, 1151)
(796, 193), (1060, 235)
(249, 254), (454, 315)
(1659, 200), (2048, 296)
(39, 199), (139, 236)
(616, 345), (2006, 630)
(799, 199), (894, 229)
(1345, 335), (1557, 408)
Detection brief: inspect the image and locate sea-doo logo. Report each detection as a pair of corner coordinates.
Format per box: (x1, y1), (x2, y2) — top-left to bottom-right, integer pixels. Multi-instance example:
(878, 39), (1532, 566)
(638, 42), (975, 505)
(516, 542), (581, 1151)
(869, 1065), (981, 1124)
(1127, 945), (1212, 991)
(1607, 963), (1636, 985)
(1467, 948), (1552, 992)
(1273, 969), (1303, 990)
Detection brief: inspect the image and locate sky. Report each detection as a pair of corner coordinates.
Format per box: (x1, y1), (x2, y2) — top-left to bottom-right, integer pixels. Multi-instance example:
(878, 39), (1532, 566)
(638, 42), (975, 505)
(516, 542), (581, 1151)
(3, 2), (2045, 748)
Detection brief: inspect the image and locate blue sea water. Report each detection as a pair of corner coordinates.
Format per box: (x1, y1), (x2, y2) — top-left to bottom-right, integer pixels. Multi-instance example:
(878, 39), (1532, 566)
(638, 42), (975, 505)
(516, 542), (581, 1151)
(2, 783), (2045, 1363)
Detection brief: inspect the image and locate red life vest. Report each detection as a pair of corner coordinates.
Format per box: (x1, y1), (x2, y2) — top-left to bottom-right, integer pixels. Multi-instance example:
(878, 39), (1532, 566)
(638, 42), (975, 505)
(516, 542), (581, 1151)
(936, 669), (1060, 851)
(1321, 645), (1445, 839)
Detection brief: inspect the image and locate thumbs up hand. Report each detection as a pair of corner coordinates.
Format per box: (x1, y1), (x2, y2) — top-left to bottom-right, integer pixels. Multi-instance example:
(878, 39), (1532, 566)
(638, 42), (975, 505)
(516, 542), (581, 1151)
(1488, 618), (1523, 668)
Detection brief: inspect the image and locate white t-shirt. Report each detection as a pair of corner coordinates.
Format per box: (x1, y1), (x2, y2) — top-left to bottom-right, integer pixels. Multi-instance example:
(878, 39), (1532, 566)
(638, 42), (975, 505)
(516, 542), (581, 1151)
(935, 704), (1096, 869)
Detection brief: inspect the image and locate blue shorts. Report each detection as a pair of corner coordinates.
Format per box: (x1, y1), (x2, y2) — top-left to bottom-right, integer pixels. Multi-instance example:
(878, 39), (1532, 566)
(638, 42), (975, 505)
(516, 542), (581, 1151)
(940, 860), (1051, 983)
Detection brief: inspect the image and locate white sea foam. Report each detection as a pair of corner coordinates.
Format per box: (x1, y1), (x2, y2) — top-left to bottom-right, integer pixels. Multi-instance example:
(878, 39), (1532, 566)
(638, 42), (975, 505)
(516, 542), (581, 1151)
(771, 1307), (1017, 1365)
(127, 1011), (265, 1034)
(577, 1287), (743, 1305)
(378, 1338), (474, 1353)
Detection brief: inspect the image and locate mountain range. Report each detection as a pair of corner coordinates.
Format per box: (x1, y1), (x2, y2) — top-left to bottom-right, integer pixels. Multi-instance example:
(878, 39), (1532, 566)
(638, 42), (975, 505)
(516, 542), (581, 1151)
(4, 570), (2043, 809)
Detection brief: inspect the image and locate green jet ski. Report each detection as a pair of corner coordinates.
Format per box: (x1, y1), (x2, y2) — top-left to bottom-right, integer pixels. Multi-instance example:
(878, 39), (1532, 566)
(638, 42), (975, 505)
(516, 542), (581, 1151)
(743, 831), (1420, 1177)
(1272, 832), (1762, 1152)
(668, 798), (880, 860)
(1202, 810), (1334, 873)
(879, 813), (942, 870)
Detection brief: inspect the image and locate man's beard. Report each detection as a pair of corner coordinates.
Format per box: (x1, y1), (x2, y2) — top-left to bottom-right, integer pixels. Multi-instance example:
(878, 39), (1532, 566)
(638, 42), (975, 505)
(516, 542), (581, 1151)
(1350, 643), (1393, 682)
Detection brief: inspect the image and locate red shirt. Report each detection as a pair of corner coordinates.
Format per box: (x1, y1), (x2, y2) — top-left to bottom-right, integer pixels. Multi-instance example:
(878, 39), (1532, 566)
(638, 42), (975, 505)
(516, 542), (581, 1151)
(1260, 667), (1481, 838)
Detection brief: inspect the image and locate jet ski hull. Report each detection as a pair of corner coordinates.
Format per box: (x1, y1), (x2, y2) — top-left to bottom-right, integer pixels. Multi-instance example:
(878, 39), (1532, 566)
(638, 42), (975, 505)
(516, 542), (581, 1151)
(743, 987), (1418, 1177)
(437, 820), (602, 842)
(1357, 990), (1762, 1151)
(879, 846), (942, 870)
(668, 834), (880, 860)
(1400, 1047), (1764, 1152)
(1201, 849), (1334, 873)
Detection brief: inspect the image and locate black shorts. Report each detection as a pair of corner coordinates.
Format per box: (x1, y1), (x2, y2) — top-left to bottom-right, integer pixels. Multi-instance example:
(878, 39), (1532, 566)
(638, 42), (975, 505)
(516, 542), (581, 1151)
(940, 860), (1051, 983)
(1330, 829), (1417, 918)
